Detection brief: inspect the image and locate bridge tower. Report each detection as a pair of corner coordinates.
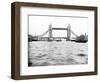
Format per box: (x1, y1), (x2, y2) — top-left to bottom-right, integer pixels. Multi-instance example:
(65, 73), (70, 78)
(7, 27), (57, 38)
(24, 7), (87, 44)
(49, 24), (53, 41)
(67, 24), (71, 41)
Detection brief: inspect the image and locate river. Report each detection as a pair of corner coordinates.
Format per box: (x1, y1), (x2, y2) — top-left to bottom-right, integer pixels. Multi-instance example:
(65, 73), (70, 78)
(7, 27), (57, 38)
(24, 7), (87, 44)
(28, 41), (88, 66)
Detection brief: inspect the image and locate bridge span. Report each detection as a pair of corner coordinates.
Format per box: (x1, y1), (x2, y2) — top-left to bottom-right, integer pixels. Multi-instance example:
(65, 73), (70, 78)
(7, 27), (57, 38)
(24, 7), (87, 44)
(32, 24), (78, 41)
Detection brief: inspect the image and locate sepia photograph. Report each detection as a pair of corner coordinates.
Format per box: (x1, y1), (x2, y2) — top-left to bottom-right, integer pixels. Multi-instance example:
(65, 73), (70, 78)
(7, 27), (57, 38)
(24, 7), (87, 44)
(28, 14), (88, 67)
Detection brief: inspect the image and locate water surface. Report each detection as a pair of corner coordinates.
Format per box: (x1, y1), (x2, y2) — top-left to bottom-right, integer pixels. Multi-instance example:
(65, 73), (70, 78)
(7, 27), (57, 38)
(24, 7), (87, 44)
(28, 41), (88, 66)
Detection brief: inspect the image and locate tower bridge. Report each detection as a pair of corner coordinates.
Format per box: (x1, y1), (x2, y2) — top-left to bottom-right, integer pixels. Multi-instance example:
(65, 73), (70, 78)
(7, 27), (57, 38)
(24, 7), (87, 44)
(33, 24), (78, 41)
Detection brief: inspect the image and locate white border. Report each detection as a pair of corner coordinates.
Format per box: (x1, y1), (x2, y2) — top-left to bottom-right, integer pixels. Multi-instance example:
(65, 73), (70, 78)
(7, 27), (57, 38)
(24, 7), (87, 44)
(20, 7), (95, 75)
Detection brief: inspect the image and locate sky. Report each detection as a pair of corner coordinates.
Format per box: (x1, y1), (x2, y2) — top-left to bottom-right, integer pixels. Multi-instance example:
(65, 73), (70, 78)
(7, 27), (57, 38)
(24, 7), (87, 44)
(28, 15), (88, 38)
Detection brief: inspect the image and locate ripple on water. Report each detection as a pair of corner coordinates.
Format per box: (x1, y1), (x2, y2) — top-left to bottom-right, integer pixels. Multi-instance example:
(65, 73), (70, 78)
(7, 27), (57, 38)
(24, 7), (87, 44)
(28, 41), (88, 66)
